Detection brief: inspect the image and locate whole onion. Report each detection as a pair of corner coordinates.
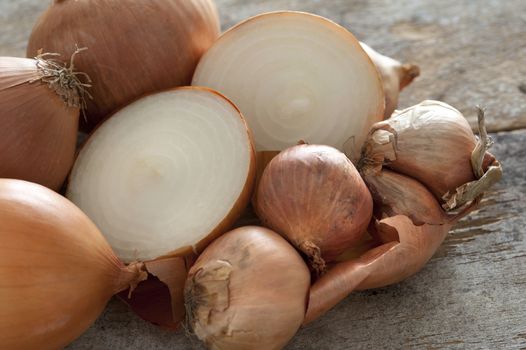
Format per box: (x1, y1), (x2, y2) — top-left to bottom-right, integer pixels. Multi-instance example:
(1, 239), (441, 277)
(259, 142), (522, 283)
(185, 226), (310, 350)
(27, 0), (220, 131)
(256, 144), (373, 275)
(0, 179), (147, 349)
(0, 54), (83, 190)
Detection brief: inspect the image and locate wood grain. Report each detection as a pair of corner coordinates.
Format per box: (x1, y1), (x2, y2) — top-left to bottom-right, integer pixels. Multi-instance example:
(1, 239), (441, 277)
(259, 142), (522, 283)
(0, 0), (524, 349)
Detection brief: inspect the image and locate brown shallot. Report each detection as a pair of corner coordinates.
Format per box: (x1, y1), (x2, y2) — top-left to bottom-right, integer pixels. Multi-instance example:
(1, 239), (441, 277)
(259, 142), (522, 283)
(256, 144), (372, 275)
(360, 101), (502, 209)
(185, 226), (310, 350)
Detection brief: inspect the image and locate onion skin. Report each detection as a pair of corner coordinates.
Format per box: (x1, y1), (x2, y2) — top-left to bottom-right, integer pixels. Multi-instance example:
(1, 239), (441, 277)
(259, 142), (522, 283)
(0, 57), (78, 191)
(185, 226), (310, 350)
(360, 42), (420, 119)
(303, 170), (476, 325)
(0, 179), (146, 350)
(27, 0), (220, 131)
(256, 144), (372, 274)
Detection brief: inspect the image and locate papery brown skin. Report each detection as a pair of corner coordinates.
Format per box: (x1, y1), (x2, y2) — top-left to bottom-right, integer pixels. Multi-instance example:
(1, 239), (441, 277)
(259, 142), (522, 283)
(0, 57), (78, 191)
(360, 42), (420, 119)
(185, 226), (310, 350)
(0, 179), (145, 350)
(304, 170), (470, 325)
(361, 100), (481, 200)
(27, 0), (220, 131)
(256, 144), (373, 273)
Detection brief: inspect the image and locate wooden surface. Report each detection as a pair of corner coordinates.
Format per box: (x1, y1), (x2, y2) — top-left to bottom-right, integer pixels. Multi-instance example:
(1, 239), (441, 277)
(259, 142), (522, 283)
(1, 0), (525, 349)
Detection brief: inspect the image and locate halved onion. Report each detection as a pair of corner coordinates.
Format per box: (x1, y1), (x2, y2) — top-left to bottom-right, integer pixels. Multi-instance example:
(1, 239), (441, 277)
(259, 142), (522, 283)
(192, 11), (384, 161)
(67, 87), (255, 262)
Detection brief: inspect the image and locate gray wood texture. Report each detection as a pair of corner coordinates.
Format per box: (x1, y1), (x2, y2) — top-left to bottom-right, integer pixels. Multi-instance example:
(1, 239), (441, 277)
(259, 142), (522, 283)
(1, 0), (525, 349)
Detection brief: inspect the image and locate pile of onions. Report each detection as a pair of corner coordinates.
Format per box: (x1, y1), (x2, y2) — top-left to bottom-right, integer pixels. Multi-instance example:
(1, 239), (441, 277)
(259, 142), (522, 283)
(185, 226), (310, 350)
(0, 53), (84, 190)
(192, 11), (385, 161)
(0, 179), (147, 349)
(27, 0), (220, 131)
(360, 42), (420, 118)
(67, 87), (255, 327)
(256, 144), (372, 275)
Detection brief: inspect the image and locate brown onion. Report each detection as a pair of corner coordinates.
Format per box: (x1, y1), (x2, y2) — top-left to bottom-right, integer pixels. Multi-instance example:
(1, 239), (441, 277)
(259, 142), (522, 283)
(0, 179), (147, 349)
(27, 0), (220, 131)
(0, 54), (83, 190)
(185, 226), (310, 350)
(256, 144), (373, 275)
(360, 100), (502, 209)
(360, 42), (420, 118)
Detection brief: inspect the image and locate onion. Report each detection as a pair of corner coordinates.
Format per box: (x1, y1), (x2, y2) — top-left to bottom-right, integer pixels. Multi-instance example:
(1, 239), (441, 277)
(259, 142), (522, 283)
(185, 226), (310, 350)
(303, 170), (473, 324)
(360, 101), (502, 209)
(256, 144), (373, 275)
(27, 0), (220, 131)
(192, 11), (384, 161)
(67, 87), (255, 327)
(0, 53), (85, 191)
(0, 179), (147, 349)
(360, 42), (420, 118)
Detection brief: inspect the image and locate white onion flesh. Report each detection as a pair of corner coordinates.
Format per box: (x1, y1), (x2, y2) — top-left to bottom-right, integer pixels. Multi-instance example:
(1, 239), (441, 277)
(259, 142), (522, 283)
(67, 88), (254, 262)
(192, 11), (384, 159)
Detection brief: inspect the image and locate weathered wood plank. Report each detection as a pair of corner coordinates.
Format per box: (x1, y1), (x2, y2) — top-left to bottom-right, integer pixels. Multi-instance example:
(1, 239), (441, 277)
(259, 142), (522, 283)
(1, 0), (525, 349)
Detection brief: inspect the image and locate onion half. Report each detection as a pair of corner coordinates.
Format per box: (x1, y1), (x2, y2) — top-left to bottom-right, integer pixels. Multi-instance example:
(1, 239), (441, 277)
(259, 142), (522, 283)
(28, 0), (220, 131)
(0, 55), (81, 191)
(192, 11), (384, 161)
(185, 226), (310, 350)
(67, 87), (255, 327)
(0, 179), (146, 349)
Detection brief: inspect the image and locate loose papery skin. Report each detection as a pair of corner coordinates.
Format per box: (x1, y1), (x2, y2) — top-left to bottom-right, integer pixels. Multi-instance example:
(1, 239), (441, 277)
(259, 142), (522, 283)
(0, 55), (81, 191)
(303, 170), (476, 324)
(359, 100), (502, 209)
(256, 144), (373, 275)
(193, 11), (385, 161)
(28, 0), (220, 131)
(185, 226), (310, 350)
(67, 87), (255, 328)
(360, 42), (420, 119)
(0, 179), (146, 350)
